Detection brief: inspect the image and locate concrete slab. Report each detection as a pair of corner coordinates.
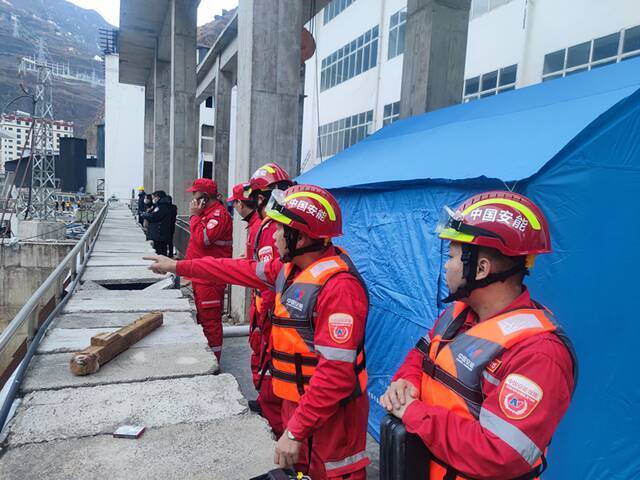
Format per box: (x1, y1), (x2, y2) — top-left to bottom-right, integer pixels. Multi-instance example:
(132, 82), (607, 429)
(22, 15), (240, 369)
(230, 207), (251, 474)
(86, 256), (152, 267)
(143, 276), (176, 291)
(70, 289), (183, 300)
(77, 280), (109, 291)
(0, 415), (275, 480)
(6, 374), (246, 445)
(91, 243), (155, 254)
(53, 311), (194, 329)
(81, 266), (165, 284)
(38, 323), (204, 354)
(22, 343), (217, 392)
(62, 294), (191, 313)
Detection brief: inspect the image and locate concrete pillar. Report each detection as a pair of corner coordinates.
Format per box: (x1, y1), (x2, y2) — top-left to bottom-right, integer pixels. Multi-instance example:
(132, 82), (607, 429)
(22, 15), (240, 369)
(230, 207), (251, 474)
(236, 0), (304, 184)
(154, 59), (171, 192)
(399, 0), (471, 118)
(143, 81), (154, 192)
(169, 0), (198, 215)
(213, 67), (232, 200)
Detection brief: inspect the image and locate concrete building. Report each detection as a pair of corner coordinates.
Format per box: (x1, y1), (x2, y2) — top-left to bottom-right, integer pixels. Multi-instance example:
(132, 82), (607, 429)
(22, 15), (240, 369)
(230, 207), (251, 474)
(0, 112), (74, 174)
(104, 53), (145, 201)
(300, 0), (640, 171)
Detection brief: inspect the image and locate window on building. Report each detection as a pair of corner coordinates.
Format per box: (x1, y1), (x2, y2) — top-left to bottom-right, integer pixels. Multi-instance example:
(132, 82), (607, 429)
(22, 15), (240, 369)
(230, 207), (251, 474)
(470, 0), (513, 19)
(321, 25), (379, 91)
(383, 101), (400, 126)
(203, 160), (213, 179)
(323, 0), (356, 24)
(202, 125), (214, 137)
(388, 8), (407, 60)
(205, 96), (213, 108)
(542, 26), (640, 81)
(317, 109), (373, 157)
(464, 64), (517, 101)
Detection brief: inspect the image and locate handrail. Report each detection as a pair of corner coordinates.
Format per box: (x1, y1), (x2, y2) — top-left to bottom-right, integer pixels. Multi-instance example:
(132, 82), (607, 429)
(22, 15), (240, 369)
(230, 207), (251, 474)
(0, 203), (108, 385)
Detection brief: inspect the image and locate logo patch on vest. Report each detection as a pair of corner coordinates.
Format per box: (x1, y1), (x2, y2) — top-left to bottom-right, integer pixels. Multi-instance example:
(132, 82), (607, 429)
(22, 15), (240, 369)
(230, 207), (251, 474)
(497, 313), (543, 336)
(499, 374), (543, 420)
(258, 246), (274, 262)
(310, 260), (340, 278)
(328, 313), (353, 344)
(206, 219), (218, 230)
(487, 358), (502, 374)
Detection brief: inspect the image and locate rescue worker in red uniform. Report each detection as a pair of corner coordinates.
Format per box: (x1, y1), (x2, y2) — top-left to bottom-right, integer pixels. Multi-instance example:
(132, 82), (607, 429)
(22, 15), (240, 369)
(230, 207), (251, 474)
(243, 163), (294, 435)
(146, 184), (370, 480)
(228, 182), (260, 258)
(381, 191), (578, 480)
(228, 179), (282, 430)
(185, 178), (233, 361)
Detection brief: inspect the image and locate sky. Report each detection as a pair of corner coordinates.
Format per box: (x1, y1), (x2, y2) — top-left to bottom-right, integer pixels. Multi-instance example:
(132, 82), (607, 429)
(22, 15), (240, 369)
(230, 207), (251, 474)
(66, 0), (238, 27)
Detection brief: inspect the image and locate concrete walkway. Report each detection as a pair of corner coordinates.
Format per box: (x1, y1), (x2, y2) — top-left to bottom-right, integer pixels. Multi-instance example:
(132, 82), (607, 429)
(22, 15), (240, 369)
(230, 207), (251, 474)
(0, 204), (275, 479)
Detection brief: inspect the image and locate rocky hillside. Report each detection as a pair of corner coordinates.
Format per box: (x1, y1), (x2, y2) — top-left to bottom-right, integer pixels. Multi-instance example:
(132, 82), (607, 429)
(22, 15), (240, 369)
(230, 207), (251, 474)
(0, 0), (113, 150)
(197, 8), (236, 47)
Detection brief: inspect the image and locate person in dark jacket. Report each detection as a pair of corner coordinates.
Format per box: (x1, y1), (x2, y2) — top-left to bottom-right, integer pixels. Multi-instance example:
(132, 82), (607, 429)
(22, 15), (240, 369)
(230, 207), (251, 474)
(141, 190), (172, 256)
(137, 188), (146, 225)
(167, 195), (178, 258)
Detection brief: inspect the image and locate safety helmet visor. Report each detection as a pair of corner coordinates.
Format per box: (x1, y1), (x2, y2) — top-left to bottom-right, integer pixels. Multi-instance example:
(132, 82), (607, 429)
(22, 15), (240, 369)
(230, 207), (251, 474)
(265, 189), (308, 227)
(436, 205), (502, 244)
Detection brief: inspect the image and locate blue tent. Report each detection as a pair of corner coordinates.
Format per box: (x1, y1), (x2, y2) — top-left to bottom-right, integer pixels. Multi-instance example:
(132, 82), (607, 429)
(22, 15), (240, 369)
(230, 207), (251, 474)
(298, 58), (640, 479)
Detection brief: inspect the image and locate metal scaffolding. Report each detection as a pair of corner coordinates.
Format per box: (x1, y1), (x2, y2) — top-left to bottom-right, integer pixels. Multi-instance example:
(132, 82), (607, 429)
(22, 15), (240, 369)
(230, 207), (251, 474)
(17, 40), (56, 220)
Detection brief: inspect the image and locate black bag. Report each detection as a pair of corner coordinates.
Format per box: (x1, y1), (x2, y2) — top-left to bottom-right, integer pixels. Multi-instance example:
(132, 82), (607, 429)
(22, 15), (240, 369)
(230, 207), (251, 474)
(380, 415), (431, 480)
(249, 468), (311, 480)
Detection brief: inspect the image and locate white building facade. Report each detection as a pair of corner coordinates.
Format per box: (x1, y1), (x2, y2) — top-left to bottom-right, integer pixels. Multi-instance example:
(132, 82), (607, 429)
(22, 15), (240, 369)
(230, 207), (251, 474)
(301, 0), (640, 172)
(0, 112), (74, 173)
(104, 53), (144, 200)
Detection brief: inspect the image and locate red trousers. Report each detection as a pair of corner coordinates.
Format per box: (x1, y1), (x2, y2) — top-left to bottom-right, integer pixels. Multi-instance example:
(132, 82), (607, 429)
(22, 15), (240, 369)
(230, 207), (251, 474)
(249, 319), (284, 436)
(192, 282), (225, 360)
(282, 400), (368, 480)
(257, 375), (283, 437)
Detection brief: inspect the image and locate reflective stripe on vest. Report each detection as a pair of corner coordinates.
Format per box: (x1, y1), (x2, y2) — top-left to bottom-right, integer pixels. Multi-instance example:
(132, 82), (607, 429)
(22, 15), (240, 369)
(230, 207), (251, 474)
(270, 249), (368, 403)
(415, 301), (577, 479)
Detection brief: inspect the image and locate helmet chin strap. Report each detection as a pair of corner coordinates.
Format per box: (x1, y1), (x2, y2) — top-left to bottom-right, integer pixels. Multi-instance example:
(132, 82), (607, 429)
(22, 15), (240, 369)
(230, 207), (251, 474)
(442, 244), (528, 303)
(280, 226), (327, 262)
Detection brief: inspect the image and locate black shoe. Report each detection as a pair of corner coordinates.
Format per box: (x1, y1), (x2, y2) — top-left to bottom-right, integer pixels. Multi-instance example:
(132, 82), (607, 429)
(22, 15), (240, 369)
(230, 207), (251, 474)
(248, 400), (262, 414)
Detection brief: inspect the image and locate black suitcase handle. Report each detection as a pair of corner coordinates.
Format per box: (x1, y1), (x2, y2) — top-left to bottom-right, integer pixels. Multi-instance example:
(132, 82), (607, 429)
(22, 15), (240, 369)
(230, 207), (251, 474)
(249, 468), (311, 480)
(380, 415), (431, 480)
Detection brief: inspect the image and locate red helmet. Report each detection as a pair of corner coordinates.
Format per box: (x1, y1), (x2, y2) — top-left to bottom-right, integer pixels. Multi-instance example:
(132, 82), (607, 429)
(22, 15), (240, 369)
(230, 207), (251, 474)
(438, 191), (551, 257)
(265, 184), (342, 239)
(248, 163), (291, 192)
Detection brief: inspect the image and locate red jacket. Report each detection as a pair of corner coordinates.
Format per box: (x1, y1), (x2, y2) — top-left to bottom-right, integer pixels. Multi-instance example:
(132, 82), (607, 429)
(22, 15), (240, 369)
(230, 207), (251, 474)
(393, 288), (575, 479)
(177, 248), (371, 475)
(245, 211), (261, 259)
(185, 202), (232, 283)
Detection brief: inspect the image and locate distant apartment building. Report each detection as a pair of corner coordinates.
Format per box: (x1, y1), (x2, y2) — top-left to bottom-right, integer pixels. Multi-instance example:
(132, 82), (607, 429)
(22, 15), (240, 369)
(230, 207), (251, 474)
(0, 111), (74, 173)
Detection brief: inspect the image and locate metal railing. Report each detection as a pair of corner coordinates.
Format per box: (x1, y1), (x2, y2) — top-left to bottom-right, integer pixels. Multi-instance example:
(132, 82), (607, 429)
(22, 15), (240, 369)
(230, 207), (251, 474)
(0, 203), (108, 390)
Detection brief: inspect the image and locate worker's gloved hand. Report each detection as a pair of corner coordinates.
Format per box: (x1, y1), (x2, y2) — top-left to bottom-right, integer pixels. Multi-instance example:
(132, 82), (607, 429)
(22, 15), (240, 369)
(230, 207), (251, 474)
(144, 255), (177, 274)
(380, 378), (419, 416)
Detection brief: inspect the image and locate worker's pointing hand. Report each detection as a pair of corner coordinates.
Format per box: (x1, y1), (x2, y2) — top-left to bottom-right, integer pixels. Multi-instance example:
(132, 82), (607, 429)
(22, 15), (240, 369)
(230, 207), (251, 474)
(144, 255), (178, 274)
(380, 379), (419, 412)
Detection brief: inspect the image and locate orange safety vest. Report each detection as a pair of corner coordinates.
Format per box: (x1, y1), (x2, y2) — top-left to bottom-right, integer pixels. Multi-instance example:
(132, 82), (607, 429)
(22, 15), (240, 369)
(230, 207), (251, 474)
(415, 301), (577, 480)
(270, 249), (368, 403)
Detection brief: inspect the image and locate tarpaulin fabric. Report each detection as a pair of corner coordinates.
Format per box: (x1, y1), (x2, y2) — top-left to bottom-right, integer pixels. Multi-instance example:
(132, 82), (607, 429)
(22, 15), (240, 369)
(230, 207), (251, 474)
(298, 58), (640, 190)
(298, 58), (640, 479)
